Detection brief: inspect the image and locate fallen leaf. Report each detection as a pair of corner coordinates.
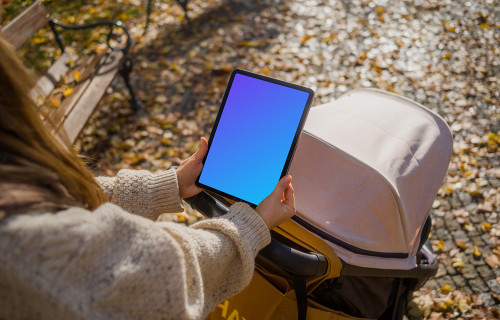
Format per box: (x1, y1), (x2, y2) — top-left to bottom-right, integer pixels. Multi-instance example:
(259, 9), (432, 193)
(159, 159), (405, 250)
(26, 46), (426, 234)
(155, 95), (168, 103)
(63, 87), (73, 96)
(73, 71), (81, 82)
(485, 252), (499, 268)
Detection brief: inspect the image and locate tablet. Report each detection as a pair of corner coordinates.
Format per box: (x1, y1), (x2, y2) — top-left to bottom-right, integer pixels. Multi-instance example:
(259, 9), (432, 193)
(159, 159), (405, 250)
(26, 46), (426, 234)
(196, 69), (314, 207)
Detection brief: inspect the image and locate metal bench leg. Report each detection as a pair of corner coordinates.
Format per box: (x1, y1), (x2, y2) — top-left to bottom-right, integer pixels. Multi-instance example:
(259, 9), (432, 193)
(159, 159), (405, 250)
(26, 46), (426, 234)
(176, 0), (192, 32)
(144, 0), (153, 35)
(120, 56), (141, 109)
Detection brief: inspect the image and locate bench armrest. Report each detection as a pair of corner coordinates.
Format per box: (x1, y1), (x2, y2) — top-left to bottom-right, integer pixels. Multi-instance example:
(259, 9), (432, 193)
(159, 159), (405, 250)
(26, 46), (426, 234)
(48, 18), (131, 54)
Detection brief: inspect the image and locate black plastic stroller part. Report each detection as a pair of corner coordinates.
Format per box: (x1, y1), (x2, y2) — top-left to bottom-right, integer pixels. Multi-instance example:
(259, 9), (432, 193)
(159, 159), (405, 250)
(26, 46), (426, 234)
(261, 236), (328, 277)
(184, 191), (329, 278)
(184, 191), (439, 320)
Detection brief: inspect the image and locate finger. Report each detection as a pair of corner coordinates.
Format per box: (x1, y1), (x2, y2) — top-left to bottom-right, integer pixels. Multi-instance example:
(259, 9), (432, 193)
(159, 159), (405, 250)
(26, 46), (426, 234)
(282, 183), (295, 207)
(194, 137), (208, 161)
(272, 175), (292, 197)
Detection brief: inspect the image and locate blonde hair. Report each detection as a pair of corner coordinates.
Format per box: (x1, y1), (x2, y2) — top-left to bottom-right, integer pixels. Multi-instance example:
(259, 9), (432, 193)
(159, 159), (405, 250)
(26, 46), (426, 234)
(0, 36), (107, 210)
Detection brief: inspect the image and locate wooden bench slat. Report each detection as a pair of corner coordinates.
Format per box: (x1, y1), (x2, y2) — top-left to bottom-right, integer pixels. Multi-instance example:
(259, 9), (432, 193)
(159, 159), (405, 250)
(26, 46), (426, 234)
(30, 52), (78, 101)
(1, 0), (49, 50)
(46, 54), (100, 129)
(57, 51), (124, 143)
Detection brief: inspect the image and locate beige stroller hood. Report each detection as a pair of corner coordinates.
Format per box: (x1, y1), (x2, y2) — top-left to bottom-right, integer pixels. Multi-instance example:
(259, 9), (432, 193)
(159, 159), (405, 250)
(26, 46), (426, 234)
(288, 88), (453, 270)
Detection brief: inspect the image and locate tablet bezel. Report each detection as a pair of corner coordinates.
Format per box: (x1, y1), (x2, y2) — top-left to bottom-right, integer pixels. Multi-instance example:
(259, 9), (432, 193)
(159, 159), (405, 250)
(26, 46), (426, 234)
(195, 69), (314, 207)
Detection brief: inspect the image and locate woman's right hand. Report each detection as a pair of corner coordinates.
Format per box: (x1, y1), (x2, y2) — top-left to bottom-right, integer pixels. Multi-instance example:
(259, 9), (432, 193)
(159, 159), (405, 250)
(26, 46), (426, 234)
(255, 175), (295, 229)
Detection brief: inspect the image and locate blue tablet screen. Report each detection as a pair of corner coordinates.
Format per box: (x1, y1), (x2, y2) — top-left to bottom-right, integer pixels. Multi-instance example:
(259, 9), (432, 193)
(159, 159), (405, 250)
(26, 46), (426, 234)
(198, 73), (311, 206)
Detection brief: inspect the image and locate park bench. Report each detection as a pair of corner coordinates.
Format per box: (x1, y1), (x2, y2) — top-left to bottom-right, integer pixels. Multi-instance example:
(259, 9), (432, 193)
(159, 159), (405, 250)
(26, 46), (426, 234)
(0, 0), (139, 144)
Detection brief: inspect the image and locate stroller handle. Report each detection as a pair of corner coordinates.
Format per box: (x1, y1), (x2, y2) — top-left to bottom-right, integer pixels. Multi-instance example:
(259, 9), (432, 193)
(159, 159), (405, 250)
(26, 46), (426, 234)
(184, 191), (329, 277)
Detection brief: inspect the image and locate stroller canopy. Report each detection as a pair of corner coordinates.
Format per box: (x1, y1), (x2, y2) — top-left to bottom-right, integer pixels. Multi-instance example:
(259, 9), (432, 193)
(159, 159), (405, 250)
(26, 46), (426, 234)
(289, 89), (452, 270)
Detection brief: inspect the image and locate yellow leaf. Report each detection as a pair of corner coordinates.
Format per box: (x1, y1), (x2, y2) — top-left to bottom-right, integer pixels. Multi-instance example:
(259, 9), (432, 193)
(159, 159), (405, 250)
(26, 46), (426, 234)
(300, 35), (313, 44)
(237, 40), (260, 48)
(73, 71), (81, 82)
(473, 246), (482, 258)
(440, 285), (451, 294)
(262, 67), (270, 76)
(176, 212), (188, 222)
(456, 298), (472, 313)
(443, 53), (451, 60)
(452, 257), (465, 268)
(322, 33), (337, 43)
(456, 239), (468, 250)
(50, 98), (60, 108)
(31, 37), (46, 45)
(481, 222), (492, 232)
(67, 57), (74, 67)
(161, 138), (171, 146)
(193, 211), (203, 219)
(130, 154), (144, 165)
(480, 23), (490, 29)
(63, 87), (73, 96)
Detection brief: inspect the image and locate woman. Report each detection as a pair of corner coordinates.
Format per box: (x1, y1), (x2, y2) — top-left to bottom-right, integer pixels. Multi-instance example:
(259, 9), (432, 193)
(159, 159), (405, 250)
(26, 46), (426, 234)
(0, 34), (295, 319)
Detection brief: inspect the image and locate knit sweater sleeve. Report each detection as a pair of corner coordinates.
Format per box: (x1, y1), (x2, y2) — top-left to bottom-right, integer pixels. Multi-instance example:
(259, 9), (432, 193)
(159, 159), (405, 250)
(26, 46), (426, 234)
(0, 202), (271, 320)
(95, 168), (183, 220)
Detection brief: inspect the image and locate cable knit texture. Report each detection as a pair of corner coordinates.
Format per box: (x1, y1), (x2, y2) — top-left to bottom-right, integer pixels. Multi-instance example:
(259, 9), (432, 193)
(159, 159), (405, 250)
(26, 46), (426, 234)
(96, 169), (184, 220)
(0, 169), (271, 320)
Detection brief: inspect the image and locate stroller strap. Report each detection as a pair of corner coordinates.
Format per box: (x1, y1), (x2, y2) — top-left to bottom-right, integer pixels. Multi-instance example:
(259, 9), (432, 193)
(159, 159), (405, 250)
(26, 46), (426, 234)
(294, 275), (308, 320)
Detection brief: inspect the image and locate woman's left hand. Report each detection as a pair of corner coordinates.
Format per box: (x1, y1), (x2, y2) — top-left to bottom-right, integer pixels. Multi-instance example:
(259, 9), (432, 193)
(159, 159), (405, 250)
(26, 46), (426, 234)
(176, 137), (208, 199)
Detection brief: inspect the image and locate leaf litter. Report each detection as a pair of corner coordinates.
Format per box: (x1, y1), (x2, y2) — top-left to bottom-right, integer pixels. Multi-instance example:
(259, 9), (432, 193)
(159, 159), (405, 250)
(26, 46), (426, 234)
(3, 0), (499, 318)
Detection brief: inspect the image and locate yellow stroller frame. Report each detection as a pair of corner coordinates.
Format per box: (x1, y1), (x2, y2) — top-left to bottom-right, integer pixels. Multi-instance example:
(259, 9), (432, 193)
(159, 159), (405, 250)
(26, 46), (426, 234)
(186, 89), (453, 320)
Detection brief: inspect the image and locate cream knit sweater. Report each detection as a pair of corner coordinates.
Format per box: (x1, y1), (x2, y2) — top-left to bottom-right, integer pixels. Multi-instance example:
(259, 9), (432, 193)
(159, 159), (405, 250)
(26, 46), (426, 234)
(0, 169), (271, 320)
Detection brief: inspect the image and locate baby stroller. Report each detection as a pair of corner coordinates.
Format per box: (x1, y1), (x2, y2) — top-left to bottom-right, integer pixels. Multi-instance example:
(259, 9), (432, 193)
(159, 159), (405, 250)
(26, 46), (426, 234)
(185, 88), (453, 320)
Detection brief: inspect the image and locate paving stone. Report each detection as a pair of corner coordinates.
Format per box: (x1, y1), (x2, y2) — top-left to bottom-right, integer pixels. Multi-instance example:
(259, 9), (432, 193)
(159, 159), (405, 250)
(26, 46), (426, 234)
(481, 234), (492, 245)
(437, 275), (454, 289)
(469, 278), (489, 293)
(424, 279), (440, 291)
(452, 230), (468, 240)
(450, 195), (462, 209)
(443, 240), (455, 252)
(462, 265), (479, 280)
(445, 219), (461, 231)
(458, 192), (472, 205)
(477, 265), (496, 281)
(480, 293), (497, 307)
(490, 178), (500, 188)
(435, 228), (451, 240)
(471, 236), (486, 247)
(461, 286), (473, 296)
(445, 263), (457, 276)
(464, 202), (478, 213)
(470, 256), (486, 266)
(467, 229), (480, 237)
(433, 217), (444, 229)
(452, 275), (466, 289)
(469, 212), (485, 224)
(439, 200), (451, 211)
(487, 279), (500, 294)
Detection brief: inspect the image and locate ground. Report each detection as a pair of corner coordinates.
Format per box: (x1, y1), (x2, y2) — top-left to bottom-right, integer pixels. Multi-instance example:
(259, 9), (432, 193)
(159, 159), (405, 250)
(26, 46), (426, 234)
(2, 0), (499, 318)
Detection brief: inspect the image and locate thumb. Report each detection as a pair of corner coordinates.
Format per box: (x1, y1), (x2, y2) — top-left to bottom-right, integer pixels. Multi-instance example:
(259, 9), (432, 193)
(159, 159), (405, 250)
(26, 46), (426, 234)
(272, 175), (292, 197)
(194, 137), (208, 161)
